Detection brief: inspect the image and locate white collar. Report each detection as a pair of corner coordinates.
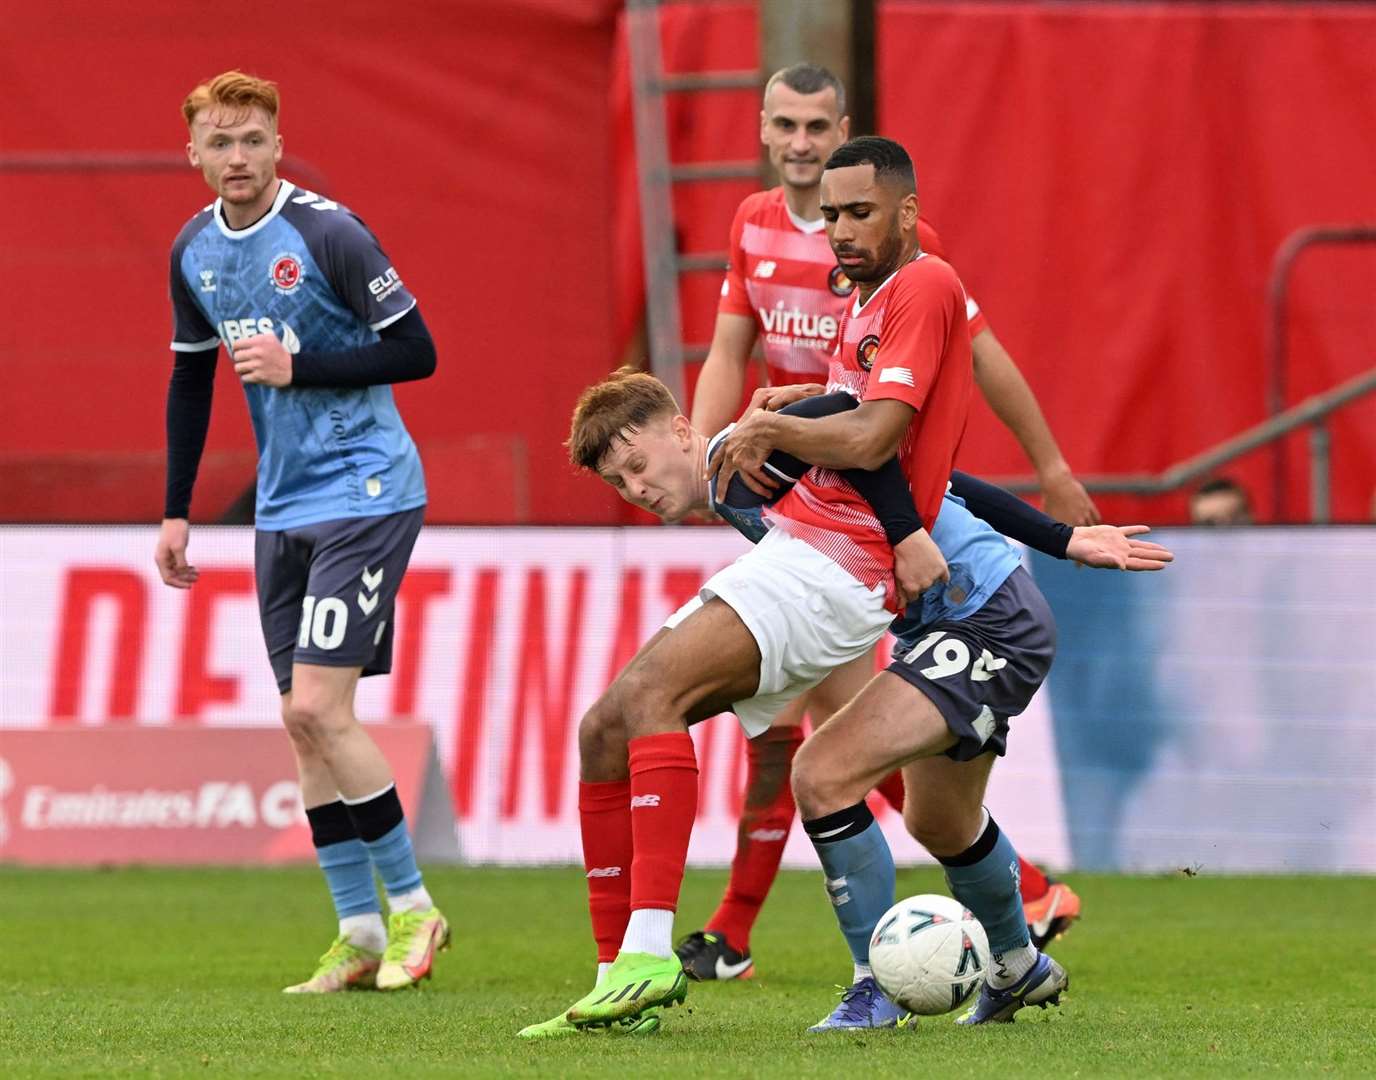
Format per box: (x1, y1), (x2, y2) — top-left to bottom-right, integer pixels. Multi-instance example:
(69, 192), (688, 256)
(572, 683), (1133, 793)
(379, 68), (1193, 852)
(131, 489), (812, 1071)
(785, 203), (826, 234)
(214, 179), (296, 239)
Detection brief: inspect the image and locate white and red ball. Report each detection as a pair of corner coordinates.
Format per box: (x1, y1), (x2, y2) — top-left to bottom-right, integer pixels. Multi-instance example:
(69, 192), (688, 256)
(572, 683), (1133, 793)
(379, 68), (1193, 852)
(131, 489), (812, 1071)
(868, 893), (990, 1016)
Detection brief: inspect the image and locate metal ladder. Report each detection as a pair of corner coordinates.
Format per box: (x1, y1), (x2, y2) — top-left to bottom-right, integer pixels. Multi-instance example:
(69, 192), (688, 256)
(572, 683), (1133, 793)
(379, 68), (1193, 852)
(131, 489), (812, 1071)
(625, 0), (761, 406)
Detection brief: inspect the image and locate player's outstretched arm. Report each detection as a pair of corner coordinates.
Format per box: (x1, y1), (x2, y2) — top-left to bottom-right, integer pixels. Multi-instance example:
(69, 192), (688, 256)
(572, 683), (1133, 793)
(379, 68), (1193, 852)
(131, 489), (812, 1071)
(1065, 525), (1174, 571)
(970, 327), (1101, 525)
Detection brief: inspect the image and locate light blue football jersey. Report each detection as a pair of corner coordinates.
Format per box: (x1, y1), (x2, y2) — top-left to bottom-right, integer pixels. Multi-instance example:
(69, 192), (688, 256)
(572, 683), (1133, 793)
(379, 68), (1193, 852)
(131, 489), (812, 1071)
(705, 427), (1019, 634)
(168, 180), (426, 530)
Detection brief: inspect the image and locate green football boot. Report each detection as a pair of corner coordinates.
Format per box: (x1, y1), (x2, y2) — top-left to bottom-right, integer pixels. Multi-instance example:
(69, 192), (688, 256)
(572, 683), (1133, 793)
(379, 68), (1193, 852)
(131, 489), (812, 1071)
(377, 907), (450, 990)
(565, 951), (687, 1028)
(282, 934), (382, 993)
(517, 1007), (661, 1039)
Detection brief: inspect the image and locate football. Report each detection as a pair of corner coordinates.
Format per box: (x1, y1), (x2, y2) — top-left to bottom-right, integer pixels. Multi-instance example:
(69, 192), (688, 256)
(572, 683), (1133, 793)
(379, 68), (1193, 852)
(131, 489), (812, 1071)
(868, 893), (990, 1016)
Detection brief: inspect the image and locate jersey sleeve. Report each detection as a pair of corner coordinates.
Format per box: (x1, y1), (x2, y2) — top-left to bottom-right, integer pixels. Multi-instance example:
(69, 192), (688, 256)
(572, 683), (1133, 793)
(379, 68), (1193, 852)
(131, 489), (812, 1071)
(716, 198), (754, 318)
(169, 248), (219, 353)
(316, 212), (418, 331)
(863, 260), (962, 413)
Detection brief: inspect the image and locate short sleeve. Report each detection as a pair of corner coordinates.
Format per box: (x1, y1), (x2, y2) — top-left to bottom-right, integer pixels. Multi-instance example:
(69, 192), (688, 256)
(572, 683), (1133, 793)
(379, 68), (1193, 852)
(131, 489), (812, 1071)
(716, 199), (754, 318)
(169, 247), (219, 352)
(863, 260), (962, 413)
(317, 212), (418, 331)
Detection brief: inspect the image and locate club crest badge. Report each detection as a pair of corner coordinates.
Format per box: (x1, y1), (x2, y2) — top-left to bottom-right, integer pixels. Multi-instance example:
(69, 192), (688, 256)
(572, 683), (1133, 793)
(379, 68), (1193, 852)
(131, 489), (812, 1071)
(270, 253), (304, 293)
(857, 334), (881, 370)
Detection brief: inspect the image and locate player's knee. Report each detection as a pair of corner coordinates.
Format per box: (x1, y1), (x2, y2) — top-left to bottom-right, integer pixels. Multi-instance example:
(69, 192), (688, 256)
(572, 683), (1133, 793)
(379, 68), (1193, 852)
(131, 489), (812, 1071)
(613, 663), (673, 735)
(281, 691), (352, 747)
(578, 691), (628, 773)
(791, 743), (840, 819)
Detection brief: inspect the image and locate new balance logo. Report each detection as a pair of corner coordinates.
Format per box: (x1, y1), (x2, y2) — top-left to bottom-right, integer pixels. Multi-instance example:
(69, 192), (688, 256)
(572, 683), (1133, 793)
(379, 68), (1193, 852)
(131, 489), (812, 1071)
(747, 828), (787, 842)
(878, 367), (915, 387)
(630, 794), (661, 808)
(753, 260), (777, 278)
(586, 866), (622, 878)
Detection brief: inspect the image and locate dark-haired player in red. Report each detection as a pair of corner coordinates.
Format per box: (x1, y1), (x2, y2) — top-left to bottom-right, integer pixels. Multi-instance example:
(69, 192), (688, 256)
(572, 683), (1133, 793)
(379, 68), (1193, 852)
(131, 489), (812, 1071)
(676, 63), (1083, 984)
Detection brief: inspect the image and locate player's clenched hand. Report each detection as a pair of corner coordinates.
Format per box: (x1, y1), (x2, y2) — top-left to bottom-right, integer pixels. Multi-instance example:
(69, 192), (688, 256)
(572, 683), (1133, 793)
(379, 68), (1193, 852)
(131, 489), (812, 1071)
(893, 528), (949, 609)
(155, 518), (199, 589)
(1066, 524), (1174, 572)
(232, 333), (293, 387)
(743, 382), (826, 418)
(711, 409), (780, 502)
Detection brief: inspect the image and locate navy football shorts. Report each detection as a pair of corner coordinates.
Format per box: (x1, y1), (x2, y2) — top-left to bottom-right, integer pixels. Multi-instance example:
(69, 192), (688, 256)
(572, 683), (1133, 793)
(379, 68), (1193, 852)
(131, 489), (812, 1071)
(888, 566), (1057, 762)
(254, 507), (424, 694)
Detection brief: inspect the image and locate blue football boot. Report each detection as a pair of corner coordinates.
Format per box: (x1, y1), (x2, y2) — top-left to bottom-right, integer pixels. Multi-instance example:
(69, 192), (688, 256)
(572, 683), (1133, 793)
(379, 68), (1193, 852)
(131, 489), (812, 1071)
(808, 976), (908, 1032)
(957, 951), (1068, 1025)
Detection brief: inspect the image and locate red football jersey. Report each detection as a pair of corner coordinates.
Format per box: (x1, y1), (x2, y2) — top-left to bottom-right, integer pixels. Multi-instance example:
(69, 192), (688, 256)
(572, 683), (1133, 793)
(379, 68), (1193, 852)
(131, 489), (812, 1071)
(718, 186), (988, 387)
(766, 253), (975, 604)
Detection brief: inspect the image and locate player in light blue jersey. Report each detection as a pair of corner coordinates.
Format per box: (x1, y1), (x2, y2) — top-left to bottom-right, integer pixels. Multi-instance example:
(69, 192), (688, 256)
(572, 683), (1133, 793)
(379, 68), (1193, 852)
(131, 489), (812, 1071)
(154, 71), (446, 993)
(514, 368), (1169, 1039)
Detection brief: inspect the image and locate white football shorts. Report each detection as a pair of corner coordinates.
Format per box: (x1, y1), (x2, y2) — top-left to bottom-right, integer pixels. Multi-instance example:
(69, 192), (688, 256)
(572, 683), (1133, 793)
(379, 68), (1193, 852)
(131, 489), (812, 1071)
(663, 526), (891, 737)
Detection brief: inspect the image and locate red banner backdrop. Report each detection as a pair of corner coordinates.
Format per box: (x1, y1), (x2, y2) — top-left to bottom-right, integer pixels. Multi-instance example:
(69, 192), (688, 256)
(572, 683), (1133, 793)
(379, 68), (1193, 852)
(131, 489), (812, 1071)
(0, 0), (625, 525)
(3, 3), (1373, 524)
(615, 1), (1376, 523)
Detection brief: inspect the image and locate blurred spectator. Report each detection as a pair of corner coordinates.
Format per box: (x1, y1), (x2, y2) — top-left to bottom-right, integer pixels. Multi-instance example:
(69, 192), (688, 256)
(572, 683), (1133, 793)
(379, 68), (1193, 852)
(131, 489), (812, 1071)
(1190, 477), (1253, 526)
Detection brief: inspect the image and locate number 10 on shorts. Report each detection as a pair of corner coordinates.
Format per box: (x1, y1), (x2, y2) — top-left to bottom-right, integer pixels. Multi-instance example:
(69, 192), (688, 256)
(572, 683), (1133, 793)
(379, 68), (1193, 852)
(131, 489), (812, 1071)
(901, 631), (1007, 682)
(298, 595), (348, 651)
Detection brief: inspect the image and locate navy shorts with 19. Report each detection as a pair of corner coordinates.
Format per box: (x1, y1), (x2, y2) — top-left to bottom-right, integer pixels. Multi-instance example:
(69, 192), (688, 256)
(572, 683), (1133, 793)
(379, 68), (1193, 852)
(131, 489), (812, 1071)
(889, 565), (1056, 761)
(255, 507), (423, 694)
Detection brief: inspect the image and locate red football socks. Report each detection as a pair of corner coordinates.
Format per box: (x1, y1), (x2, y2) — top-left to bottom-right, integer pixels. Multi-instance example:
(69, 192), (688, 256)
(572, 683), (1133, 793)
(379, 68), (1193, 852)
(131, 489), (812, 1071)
(706, 725), (804, 952)
(579, 779), (633, 963)
(875, 769), (906, 812)
(627, 731), (699, 913)
(1018, 855), (1050, 902)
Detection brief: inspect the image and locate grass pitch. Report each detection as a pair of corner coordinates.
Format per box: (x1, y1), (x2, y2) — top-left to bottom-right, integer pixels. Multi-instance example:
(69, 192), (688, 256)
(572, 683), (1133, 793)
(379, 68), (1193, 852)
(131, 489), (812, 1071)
(2, 866), (1373, 1077)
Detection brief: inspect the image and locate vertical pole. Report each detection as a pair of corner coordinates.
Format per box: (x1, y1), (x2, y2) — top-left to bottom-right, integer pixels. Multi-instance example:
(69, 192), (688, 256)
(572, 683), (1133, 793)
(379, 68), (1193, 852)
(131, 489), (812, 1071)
(1309, 421), (1331, 524)
(759, 1), (875, 151)
(626, 0), (686, 408)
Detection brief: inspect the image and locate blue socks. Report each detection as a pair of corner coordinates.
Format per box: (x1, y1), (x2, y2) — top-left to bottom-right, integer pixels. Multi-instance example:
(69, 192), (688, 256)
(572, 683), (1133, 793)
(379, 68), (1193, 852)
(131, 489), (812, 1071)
(306, 801), (379, 918)
(937, 812), (1030, 955)
(803, 802), (896, 967)
(342, 784), (423, 897)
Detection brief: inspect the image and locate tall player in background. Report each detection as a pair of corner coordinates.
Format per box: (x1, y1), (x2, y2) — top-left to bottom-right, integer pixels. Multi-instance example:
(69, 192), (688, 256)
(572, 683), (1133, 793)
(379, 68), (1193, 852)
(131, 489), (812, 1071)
(675, 64), (1086, 982)
(155, 72), (447, 993)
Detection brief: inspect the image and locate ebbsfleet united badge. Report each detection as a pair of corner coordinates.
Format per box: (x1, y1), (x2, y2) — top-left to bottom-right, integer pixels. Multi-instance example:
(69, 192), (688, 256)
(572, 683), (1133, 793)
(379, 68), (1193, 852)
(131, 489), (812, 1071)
(857, 334), (881, 370)
(828, 265), (856, 297)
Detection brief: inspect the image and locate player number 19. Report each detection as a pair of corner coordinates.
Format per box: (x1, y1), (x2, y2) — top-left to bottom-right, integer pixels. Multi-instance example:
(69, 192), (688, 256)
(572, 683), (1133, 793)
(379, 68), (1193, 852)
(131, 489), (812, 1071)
(298, 595), (348, 651)
(901, 631), (1006, 682)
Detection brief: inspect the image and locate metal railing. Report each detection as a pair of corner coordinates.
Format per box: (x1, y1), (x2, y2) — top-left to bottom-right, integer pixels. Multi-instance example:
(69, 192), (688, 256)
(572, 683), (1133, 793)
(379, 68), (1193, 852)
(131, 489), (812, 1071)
(991, 224), (1376, 522)
(989, 365), (1376, 522)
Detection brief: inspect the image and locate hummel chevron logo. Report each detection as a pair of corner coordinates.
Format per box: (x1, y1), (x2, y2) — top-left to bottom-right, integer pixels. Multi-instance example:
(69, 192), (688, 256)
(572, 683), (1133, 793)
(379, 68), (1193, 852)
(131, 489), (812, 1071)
(630, 794), (661, 808)
(357, 567), (383, 616)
